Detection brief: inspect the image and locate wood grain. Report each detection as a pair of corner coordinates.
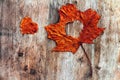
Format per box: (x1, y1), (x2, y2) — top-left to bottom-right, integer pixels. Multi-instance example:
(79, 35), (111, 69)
(0, 0), (120, 80)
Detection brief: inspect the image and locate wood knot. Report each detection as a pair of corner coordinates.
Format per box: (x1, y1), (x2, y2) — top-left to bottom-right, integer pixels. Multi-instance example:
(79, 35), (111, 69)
(95, 66), (101, 70)
(78, 57), (84, 63)
(18, 52), (23, 57)
(24, 65), (28, 71)
(73, 1), (77, 4)
(30, 69), (36, 75)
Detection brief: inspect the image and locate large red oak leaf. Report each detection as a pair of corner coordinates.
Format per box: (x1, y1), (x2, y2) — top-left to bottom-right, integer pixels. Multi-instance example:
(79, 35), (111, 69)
(20, 17), (38, 34)
(45, 4), (105, 54)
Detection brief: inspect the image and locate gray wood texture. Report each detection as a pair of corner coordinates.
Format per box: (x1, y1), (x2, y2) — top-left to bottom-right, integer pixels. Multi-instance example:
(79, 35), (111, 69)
(0, 0), (120, 80)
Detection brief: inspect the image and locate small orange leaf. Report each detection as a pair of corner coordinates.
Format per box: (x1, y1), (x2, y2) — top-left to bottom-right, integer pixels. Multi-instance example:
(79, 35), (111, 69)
(20, 17), (38, 34)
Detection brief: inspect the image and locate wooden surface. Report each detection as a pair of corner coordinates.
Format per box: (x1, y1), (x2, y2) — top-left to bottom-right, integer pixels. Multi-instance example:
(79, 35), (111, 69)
(0, 0), (120, 80)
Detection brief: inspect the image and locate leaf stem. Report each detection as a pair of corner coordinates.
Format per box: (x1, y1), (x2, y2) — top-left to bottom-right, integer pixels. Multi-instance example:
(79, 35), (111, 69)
(80, 44), (93, 77)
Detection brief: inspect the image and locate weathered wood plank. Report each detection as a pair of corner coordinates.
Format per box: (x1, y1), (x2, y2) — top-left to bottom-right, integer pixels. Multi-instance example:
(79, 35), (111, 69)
(0, 0), (120, 80)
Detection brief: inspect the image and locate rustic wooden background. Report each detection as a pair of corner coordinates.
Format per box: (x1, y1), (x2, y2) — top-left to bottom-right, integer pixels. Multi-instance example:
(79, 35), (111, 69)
(0, 0), (120, 80)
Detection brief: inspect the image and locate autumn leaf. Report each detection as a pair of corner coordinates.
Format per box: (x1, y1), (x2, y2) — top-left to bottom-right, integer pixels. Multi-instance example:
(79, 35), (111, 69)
(45, 4), (105, 77)
(20, 17), (38, 34)
(45, 3), (105, 53)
